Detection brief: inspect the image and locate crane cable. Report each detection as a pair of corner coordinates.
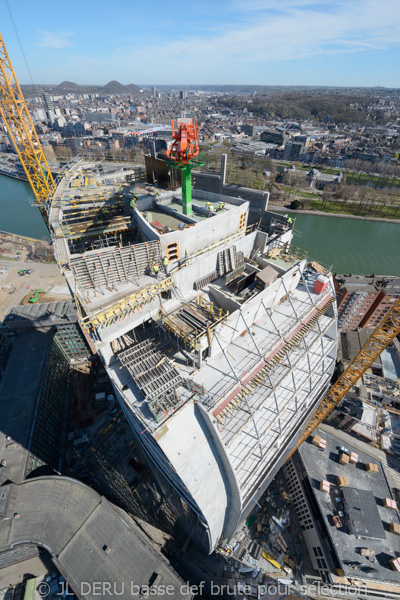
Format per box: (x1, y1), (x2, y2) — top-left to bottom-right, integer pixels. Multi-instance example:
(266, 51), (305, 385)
(4, 0), (36, 88)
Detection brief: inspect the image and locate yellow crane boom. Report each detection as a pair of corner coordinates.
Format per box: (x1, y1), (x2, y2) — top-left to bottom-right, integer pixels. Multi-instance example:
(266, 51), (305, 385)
(0, 33), (55, 221)
(286, 295), (400, 461)
(1, 29), (399, 463)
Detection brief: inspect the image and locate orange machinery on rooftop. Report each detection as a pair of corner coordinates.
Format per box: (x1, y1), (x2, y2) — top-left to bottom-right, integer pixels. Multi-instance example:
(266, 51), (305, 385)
(166, 118), (199, 165)
(165, 118), (203, 216)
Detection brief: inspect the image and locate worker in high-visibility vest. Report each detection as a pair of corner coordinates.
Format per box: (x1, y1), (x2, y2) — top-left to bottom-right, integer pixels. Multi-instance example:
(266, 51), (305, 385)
(206, 202), (214, 214)
(152, 262), (159, 275)
(287, 217), (294, 225)
(163, 256), (169, 268)
(219, 202), (226, 211)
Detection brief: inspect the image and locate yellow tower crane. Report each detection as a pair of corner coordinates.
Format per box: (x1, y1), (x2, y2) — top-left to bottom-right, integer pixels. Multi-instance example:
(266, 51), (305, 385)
(0, 29), (399, 461)
(286, 295), (400, 461)
(0, 33), (56, 222)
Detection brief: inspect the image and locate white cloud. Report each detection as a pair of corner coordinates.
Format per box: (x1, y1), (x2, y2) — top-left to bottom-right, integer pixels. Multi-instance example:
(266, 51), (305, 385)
(38, 30), (74, 49)
(122, 0), (400, 71)
(35, 0), (399, 84)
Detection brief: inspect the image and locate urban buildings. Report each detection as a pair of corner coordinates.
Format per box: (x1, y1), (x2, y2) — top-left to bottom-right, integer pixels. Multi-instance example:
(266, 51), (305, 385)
(0, 83), (396, 183)
(282, 141), (304, 161)
(334, 274), (400, 332)
(284, 428), (400, 598)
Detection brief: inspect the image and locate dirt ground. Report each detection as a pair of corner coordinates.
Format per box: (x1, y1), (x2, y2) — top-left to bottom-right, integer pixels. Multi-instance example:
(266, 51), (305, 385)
(0, 259), (71, 320)
(20, 292), (72, 305)
(0, 231), (54, 263)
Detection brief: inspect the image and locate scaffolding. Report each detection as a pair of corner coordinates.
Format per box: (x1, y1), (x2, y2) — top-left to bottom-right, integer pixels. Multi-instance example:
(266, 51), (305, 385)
(70, 240), (162, 292)
(217, 245), (244, 277)
(162, 296), (228, 351)
(68, 232), (122, 255)
(214, 297), (335, 424)
(224, 310), (336, 497)
(54, 323), (91, 363)
(61, 201), (132, 239)
(79, 276), (175, 333)
(286, 295), (400, 462)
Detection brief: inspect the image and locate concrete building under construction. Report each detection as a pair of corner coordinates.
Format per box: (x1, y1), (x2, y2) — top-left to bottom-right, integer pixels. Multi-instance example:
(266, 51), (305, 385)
(48, 151), (338, 554)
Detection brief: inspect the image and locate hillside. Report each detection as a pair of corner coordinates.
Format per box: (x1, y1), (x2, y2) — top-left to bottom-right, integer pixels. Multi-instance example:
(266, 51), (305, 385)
(21, 81), (143, 97)
(58, 81), (81, 90)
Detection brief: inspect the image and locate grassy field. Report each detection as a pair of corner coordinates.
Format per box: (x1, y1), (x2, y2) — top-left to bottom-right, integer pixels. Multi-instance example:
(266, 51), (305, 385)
(306, 198), (400, 219)
(200, 151), (400, 219)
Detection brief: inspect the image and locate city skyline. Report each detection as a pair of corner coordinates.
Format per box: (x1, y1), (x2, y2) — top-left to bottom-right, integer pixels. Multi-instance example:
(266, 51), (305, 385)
(0, 0), (399, 88)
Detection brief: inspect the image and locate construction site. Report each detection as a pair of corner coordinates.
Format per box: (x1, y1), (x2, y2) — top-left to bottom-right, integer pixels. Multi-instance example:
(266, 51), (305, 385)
(1, 30), (400, 600)
(40, 110), (339, 557)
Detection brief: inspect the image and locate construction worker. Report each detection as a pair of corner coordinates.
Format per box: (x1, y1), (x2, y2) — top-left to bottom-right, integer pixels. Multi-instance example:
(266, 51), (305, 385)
(152, 262), (159, 275)
(219, 202), (226, 211)
(162, 256), (169, 269)
(206, 202), (214, 215)
(287, 217), (294, 226)
(130, 196), (137, 208)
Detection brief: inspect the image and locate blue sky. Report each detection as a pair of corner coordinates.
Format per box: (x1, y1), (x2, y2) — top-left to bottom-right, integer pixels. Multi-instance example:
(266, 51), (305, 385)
(1, 0), (399, 87)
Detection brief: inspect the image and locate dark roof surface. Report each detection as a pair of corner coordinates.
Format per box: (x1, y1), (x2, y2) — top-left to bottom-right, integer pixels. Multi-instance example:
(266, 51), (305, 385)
(0, 477), (188, 600)
(299, 428), (400, 584)
(4, 300), (77, 330)
(0, 328), (52, 484)
(341, 487), (385, 539)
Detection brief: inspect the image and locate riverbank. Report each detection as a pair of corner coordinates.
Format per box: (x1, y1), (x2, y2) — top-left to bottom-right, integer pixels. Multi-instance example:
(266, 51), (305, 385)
(0, 230), (44, 243)
(269, 204), (400, 224)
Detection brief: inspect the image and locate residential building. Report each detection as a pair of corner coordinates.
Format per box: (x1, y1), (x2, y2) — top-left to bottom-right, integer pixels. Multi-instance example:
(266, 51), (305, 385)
(334, 274), (400, 331)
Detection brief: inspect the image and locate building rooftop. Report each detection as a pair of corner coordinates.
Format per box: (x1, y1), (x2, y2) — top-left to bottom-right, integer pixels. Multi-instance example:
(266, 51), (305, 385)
(335, 274), (400, 294)
(4, 300), (78, 329)
(300, 428), (400, 585)
(0, 477), (188, 600)
(0, 328), (52, 484)
(341, 487), (385, 539)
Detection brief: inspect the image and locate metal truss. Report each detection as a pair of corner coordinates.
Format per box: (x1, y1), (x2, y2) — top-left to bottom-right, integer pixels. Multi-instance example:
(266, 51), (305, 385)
(0, 34), (55, 221)
(286, 296), (400, 462)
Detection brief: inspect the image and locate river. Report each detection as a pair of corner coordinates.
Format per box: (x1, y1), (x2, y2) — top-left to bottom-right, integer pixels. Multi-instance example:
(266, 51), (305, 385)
(278, 211), (400, 277)
(0, 174), (49, 240)
(0, 175), (399, 276)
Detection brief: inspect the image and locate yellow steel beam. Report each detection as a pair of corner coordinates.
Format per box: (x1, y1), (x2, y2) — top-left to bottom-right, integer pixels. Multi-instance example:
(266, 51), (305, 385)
(0, 34), (56, 221)
(80, 277), (175, 331)
(286, 296), (400, 462)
